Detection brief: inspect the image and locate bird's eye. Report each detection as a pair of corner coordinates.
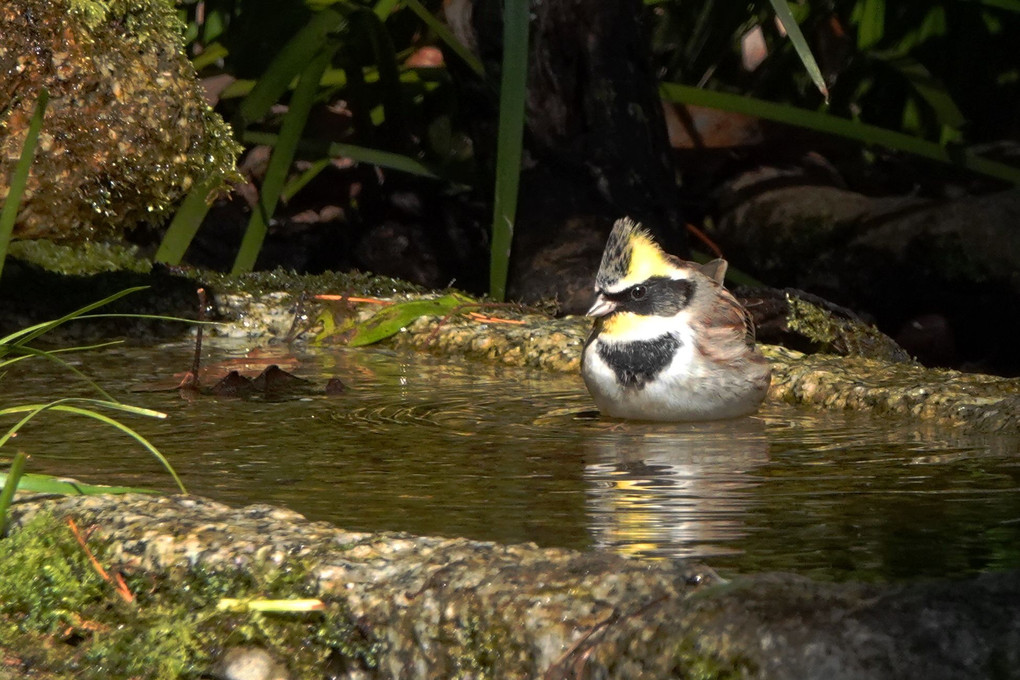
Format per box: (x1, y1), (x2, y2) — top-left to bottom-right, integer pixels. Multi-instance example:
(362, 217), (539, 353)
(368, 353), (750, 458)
(630, 285), (647, 301)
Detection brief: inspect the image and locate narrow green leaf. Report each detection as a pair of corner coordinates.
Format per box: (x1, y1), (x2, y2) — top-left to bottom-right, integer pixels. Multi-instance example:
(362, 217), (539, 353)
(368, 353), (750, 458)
(4, 344), (119, 403)
(346, 294), (469, 346)
(0, 452), (28, 531)
(233, 49), (333, 274)
(218, 597), (325, 612)
(489, 1), (530, 300)
(659, 82), (1020, 185)
(403, 0), (486, 77)
(155, 178), (216, 265)
(243, 130), (440, 178)
(0, 399), (184, 493)
(0, 88), (48, 283)
(0, 468), (155, 496)
(0, 286), (147, 347)
(767, 0), (829, 101)
(856, 0), (886, 50)
(281, 158), (332, 202)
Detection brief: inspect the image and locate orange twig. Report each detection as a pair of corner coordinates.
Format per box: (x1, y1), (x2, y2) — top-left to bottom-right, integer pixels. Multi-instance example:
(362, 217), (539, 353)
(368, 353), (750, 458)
(314, 294), (394, 305)
(685, 222), (724, 259)
(67, 517), (134, 603)
(465, 311), (527, 325)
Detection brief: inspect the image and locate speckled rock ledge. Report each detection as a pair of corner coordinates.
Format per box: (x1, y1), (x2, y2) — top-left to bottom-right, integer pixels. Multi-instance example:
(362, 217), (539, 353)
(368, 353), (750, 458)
(214, 292), (1020, 433)
(8, 494), (1020, 680)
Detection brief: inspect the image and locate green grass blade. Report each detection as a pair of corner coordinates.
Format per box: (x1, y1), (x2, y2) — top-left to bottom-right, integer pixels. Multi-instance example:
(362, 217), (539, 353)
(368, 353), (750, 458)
(232, 49), (333, 274)
(488, 1), (530, 301)
(403, 0), (485, 77)
(281, 158), (331, 202)
(3, 344), (118, 403)
(242, 131), (440, 178)
(0, 451), (28, 532)
(767, 0), (829, 101)
(0, 340), (122, 372)
(0, 399), (184, 493)
(155, 178), (217, 265)
(659, 83), (1020, 185)
(0, 286), (148, 347)
(0, 400), (166, 421)
(46, 405), (185, 494)
(0, 88), (48, 283)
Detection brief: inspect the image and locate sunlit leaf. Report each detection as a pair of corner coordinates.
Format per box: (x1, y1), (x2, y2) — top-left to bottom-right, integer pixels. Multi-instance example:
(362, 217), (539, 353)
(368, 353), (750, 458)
(0, 468), (155, 497)
(347, 294), (470, 346)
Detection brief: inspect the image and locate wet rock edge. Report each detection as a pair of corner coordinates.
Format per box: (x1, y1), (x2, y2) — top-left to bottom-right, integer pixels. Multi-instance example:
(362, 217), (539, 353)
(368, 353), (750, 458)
(6, 494), (1019, 680)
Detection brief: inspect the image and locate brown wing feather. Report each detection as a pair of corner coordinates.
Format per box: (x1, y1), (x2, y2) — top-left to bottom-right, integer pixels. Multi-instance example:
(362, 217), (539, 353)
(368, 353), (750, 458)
(694, 286), (759, 365)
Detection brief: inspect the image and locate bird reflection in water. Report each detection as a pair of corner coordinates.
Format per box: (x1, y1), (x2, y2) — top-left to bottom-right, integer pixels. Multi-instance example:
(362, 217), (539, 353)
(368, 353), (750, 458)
(583, 416), (768, 561)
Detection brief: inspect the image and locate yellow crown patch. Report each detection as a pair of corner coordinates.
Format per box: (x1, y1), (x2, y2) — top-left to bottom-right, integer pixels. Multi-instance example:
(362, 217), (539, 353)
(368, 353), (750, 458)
(596, 218), (674, 291)
(626, 233), (674, 283)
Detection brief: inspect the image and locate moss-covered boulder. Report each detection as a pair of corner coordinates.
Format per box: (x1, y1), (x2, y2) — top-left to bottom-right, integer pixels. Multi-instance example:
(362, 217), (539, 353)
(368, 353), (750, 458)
(0, 0), (241, 241)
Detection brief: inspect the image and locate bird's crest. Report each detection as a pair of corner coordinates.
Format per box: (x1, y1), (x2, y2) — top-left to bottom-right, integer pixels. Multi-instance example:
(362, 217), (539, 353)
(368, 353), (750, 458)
(595, 217), (674, 292)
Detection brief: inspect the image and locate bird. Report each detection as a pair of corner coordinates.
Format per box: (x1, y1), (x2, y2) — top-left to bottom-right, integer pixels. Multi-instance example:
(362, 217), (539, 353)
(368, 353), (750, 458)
(580, 217), (771, 421)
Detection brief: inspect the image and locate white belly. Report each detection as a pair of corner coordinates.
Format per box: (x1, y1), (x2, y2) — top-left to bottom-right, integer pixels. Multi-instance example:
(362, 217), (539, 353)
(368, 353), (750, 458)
(581, 337), (767, 422)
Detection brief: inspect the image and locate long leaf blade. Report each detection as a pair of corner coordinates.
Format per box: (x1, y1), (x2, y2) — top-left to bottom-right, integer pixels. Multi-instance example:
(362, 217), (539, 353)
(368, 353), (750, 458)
(659, 83), (1020, 185)
(232, 49), (333, 273)
(767, 0), (829, 101)
(0, 88), (48, 282)
(489, 1), (530, 300)
(155, 178), (217, 265)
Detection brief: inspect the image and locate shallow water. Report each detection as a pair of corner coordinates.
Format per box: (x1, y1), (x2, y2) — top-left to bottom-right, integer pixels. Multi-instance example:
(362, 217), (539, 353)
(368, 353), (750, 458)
(5, 341), (1019, 581)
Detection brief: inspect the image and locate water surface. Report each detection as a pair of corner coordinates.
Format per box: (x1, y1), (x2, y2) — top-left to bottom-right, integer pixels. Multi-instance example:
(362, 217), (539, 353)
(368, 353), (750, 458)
(6, 342), (1019, 581)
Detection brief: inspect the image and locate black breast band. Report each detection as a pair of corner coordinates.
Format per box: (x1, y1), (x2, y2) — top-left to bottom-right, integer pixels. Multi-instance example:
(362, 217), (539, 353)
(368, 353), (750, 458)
(597, 333), (682, 389)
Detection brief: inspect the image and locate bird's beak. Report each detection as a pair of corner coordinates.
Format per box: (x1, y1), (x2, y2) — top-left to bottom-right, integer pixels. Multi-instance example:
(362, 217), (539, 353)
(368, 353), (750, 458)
(586, 294), (617, 318)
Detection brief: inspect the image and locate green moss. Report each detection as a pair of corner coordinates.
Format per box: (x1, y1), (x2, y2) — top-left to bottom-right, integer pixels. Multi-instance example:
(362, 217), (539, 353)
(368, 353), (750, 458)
(7, 240), (152, 275)
(671, 635), (759, 680)
(1, 0), (242, 242)
(0, 513), (378, 678)
(202, 267), (428, 300)
(0, 512), (107, 636)
(785, 293), (910, 363)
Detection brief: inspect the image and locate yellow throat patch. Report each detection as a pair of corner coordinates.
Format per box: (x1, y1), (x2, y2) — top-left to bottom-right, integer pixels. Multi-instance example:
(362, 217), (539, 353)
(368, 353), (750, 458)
(600, 312), (647, 338)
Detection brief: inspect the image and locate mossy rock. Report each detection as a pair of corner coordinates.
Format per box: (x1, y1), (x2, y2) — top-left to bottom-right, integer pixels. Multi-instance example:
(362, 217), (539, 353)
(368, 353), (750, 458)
(0, 0), (241, 242)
